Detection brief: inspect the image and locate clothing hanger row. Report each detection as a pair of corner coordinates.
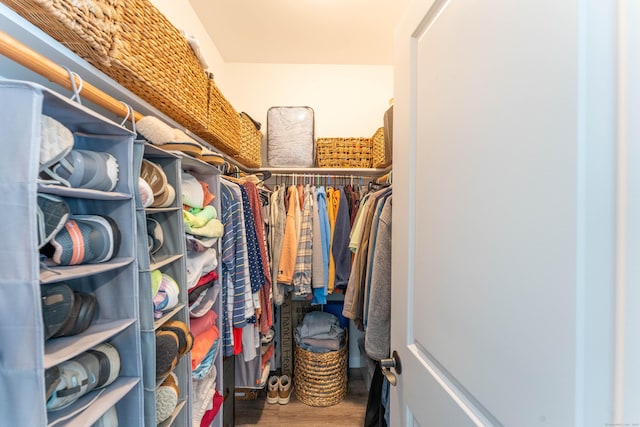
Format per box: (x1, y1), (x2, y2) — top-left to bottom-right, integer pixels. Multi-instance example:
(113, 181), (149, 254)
(270, 173), (370, 188)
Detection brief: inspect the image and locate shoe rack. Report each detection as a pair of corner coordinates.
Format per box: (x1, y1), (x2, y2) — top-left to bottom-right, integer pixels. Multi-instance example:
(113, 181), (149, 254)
(177, 153), (224, 427)
(135, 142), (192, 427)
(0, 79), (143, 425)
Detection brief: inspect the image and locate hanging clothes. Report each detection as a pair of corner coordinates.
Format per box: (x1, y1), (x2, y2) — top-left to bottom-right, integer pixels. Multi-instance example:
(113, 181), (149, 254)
(269, 185), (287, 305)
(326, 187), (337, 293)
(277, 185), (300, 285)
(311, 185), (327, 305)
(244, 181), (274, 334)
(332, 189), (352, 291)
(220, 180), (255, 356)
(292, 184), (313, 296)
(316, 186), (331, 300)
(364, 195), (392, 360)
(343, 186), (392, 328)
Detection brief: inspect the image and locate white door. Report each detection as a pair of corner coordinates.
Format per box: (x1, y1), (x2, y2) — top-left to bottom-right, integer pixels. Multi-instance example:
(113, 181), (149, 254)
(391, 0), (640, 426)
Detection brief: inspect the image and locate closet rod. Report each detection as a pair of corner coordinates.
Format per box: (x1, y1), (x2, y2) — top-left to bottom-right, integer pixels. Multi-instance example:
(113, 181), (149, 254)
(0, 30), (143, 122)
(271, 173), (373, 179)
(0, 26), (255, 174)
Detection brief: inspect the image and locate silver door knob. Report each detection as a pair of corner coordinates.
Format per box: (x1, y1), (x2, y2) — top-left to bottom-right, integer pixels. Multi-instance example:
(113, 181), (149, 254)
(379, 350), (402, 386)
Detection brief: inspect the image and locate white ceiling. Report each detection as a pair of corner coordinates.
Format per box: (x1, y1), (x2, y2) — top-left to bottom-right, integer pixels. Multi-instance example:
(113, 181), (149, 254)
(187, 0), (409, 65)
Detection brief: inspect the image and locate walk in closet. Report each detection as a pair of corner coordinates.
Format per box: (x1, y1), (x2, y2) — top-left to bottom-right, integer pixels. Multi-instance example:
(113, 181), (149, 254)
(0, 1), (394, 426)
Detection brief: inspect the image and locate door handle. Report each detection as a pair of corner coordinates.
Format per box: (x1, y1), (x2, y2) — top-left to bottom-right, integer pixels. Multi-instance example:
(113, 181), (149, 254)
(379, 350), (402, 386)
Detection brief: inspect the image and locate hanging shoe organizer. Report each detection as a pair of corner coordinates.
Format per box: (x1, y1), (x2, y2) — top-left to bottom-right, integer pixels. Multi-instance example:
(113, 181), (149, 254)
(0, 79), (143, 425)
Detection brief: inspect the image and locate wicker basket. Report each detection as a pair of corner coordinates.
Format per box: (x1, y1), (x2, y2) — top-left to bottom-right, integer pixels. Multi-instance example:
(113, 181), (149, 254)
(98, 0), (209, 135)
(237, 112), (262, 168)
(293, 338), (348, 407)
(316, 137), (372, 168)
(372, 127), (390, 168)
(3, 0), (124, 66)
(203, 76), (241, 155)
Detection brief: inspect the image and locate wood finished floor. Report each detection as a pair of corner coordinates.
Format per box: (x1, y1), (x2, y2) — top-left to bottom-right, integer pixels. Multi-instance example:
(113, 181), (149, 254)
(234, 369), (368, 426)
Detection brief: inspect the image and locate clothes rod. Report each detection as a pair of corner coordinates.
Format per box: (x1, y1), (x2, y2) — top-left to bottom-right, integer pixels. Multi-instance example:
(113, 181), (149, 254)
(0, 30), (143, 122)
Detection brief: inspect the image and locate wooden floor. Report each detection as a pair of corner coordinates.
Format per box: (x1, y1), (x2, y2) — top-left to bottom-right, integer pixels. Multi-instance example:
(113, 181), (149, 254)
(234, 369), (368, 427)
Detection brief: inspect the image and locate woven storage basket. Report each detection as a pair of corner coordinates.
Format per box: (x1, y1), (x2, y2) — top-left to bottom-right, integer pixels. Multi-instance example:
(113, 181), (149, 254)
(316, 137), (372, 168)
(97, 0), (209, 135)
(372, 127), (391, 168)
(203, 77), (241, 155)
(3, 0), (124, 67)
(293, 338), (348, 407)
(238, 113), (262, 168)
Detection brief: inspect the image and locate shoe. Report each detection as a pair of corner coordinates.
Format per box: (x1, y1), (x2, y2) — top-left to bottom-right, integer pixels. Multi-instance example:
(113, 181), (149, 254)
(146, 217), (164, 255)
(137, 116), (202, 156)
(140, 159), (167, 198)
(156, 372), (179, 423)
(37, 194), (70, 249)
(197, 147), (225, 166)
(152, 183), (175, 208)
(46, 342), (120, 411)
(138, 177), (155, 208)
(39, 115), (73, 173)
(266, 375), (279, 404)
(87, 342), (121, 389)
(46, 286), (98, 339)
(46, 356), (93, 411)
(44, 366), (61, 401)
(156, 329), (180, 378)
(51, 149), (119, 191)
(278, 375), (292, 405)
(91, 406), (118, 427)
(44, 215), (121, 265)
(158, 320), (194, 357)
(170, 129), (204, 157)
(40, 283), (74, 340)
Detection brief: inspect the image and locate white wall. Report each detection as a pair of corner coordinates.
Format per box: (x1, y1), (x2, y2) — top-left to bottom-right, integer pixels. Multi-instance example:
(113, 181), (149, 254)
(149, 0), (393, 140)
(223, 63), (393, 139)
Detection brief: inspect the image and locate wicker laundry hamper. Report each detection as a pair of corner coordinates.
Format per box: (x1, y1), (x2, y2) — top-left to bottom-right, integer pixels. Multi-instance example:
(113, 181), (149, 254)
(293, 336), (348, 407)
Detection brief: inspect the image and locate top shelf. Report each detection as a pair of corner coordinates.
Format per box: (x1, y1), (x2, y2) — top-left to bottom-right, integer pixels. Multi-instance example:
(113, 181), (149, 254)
(0, 5), (391, 177)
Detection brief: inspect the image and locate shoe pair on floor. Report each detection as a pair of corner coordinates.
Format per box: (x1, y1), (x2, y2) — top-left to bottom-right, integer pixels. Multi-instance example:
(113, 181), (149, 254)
(38, 194), (120, 266)
(267, 375), (292, 405)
